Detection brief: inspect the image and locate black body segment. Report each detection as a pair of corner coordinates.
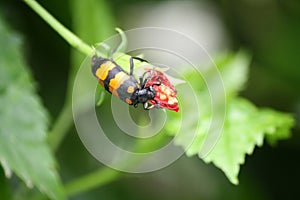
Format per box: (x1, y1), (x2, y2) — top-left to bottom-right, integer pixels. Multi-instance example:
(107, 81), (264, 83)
(91, 55), (156, 108)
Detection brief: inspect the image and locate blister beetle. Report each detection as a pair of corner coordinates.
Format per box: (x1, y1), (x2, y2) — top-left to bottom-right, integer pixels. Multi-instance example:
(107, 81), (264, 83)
(91, 55), (157, 109)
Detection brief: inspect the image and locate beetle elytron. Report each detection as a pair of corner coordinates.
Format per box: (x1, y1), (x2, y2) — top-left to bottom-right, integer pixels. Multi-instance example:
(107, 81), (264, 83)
(91, 55), (158, 109)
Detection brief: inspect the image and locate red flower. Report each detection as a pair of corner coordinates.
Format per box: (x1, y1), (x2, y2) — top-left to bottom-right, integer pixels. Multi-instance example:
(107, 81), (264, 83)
(145, 69), (179, 112)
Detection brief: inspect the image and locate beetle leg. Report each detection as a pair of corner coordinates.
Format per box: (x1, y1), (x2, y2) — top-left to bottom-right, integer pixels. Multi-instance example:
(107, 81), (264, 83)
(132, 56), (149, 63)
(130, 56), (149, 77)
(140, 71), (150, 87)
(144, 102), (154, 110)
(143, 100), (162, 110)
(129, 57), (134, 76)
(109, 46), (117, 59)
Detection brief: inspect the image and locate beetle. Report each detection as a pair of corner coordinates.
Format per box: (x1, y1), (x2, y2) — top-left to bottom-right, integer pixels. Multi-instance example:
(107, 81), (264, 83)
(91, 55), (157, 109)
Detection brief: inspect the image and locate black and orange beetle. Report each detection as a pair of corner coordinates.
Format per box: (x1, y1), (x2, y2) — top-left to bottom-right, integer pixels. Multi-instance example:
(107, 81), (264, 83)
(91, 55), (157, 109)
(92, 54), (179, 112)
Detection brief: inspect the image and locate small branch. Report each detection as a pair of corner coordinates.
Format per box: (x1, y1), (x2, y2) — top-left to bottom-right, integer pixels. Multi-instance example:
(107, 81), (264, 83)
(22, 1), (166, 197)
(47, 102), (73, 150)
(64, 168), (120, 196)
(23, 0), (93, 55)
(22, 0), (95, 151)
(64, 132), (168, 196)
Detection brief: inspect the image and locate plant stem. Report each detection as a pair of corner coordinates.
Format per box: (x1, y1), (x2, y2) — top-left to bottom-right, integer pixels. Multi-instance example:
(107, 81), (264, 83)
(64, 168), (120, 196)
(64, 132), (169, 196)
(22, 0), (95, 150)
(22, 0), (122, 196)
(23, 0), (93, 55)
(47, 102), (73, 150)
(22, 0), (166, 197)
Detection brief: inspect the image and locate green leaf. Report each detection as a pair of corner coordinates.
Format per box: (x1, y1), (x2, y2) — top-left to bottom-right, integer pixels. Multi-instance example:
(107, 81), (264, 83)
(203, 98), (295, 184)
(165, 50), (294, 185)
(0, 17), (65, 199)
(215, 50), (250, 99)
(167, 50), (252, 154)
(114, 27), (128, 53)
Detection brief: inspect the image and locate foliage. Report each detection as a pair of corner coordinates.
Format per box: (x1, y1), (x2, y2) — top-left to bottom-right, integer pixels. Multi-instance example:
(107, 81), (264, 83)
(0, 16), (65, 199)
(165, 51), (294, 184)
(0, 0), (296, 199)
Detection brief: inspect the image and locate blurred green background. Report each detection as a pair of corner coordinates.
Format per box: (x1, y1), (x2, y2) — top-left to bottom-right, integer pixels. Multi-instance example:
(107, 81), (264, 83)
(1, 0), (300, 199)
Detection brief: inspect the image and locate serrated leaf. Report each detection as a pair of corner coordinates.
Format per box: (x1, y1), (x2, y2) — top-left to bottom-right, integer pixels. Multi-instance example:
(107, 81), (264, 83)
(165, 50), (294, 185)
(167, 50), (251, 154)
(203, 98), (294, 184)
(0, 17), (65, 199)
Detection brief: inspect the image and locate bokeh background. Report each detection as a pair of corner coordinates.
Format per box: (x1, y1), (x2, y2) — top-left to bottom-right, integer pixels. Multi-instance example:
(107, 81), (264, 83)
(1, 0), (300, 199)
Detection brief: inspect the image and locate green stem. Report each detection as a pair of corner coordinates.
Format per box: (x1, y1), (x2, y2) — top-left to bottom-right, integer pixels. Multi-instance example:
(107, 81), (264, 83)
(23, 0), (168, 197)
(47, 102), (73, 150)
(64, 132), (169, 196)
(64, 168), (120, 196)
(22, 0), (122, 196)
(23, 0), (95, 150)
(23, 0), (93, 55)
